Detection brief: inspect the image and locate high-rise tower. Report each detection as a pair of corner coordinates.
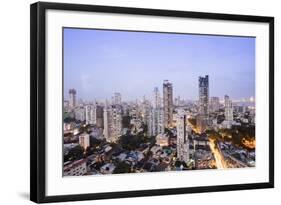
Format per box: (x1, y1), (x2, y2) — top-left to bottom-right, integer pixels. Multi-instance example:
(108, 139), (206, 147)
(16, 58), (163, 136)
(224, 95), (233, 122)
(197, 75), (209, 133)
(177, 110), (189, 163)
(163, 80), (173, 128)
(103, 101), (122, 142)
(153, 87), (161, 108)
(69, 89), (77, 108)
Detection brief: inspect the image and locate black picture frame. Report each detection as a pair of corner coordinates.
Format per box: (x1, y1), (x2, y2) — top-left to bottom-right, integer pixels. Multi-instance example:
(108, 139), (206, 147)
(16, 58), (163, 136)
(30, 2), (274, 203)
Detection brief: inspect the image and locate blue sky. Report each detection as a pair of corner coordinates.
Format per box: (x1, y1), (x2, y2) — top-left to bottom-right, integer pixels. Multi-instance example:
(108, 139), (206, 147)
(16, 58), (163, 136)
(64, 28), (255, 102)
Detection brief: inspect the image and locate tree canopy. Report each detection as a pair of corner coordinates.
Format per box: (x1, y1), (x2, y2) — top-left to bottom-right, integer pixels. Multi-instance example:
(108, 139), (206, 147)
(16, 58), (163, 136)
(64, 145), (84, 162)
(113, 162), (131, 174)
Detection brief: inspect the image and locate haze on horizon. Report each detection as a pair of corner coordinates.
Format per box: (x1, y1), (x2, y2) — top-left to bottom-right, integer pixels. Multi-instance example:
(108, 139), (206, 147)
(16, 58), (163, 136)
(63, 28), (255, 102)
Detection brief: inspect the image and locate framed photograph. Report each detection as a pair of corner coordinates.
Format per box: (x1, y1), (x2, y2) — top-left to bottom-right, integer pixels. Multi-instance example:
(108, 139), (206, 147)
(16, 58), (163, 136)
(30, 2), (274, 203)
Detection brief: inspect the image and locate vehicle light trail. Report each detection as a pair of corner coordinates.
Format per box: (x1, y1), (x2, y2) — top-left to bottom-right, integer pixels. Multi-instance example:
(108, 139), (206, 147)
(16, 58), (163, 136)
(209, 138), (227, 169)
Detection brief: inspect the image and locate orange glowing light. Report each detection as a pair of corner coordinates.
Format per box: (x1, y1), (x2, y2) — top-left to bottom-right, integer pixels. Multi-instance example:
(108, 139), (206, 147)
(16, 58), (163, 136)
(209, 138), (227, 169)
(242, 138), (256, 149)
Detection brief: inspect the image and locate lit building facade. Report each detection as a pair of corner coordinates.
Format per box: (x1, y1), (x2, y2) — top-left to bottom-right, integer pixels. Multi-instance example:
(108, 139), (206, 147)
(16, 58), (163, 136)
(156, 134), (169, 147)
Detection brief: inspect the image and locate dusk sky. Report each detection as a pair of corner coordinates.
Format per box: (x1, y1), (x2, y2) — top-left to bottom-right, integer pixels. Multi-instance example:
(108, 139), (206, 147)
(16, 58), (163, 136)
(63, 28), (255, 102)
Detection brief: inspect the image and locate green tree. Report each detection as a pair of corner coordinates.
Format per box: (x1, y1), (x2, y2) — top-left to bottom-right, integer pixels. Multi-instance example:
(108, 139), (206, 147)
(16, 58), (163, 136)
(64, 145), (84, 162)
(118, 133), (146, 150)
(113, 162), (131, 174)
(90, 137), (103, 147)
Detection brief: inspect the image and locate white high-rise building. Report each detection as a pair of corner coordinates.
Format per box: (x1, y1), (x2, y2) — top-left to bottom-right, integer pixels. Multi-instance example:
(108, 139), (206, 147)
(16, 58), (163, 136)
(147, 107), (154, 137)
(148, 107), (165, 136)
(90, 106), (97, 125)
(163, 80), (173, 128)
(156, 108), (165, 134)
(224, 95), (233, 122)
(85, 105), (95, 125)
(111, 105), (122, 140)
(103, 102), (111, 141)
(210, 97), (220, 113)
(147, 87), (165, 137)
(141, 97), (151, 125)
(69, 89), (77, 108)
(153, 87), (161, 108)
(79, 133), (90, 150)
(176, 109), (189, 163)
(103, 102), (122, 142)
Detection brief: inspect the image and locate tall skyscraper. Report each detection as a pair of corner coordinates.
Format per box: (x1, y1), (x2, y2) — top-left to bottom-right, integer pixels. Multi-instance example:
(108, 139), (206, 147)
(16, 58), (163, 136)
(85, 105), (94, 125)
(153, 87), (161, 108)
(111, 105), (123, 140)
(103, 102), (122, 142)
(163, 80), (173, 128)
(147, 107), (165, 137)
(210, 97), (220, 113)
(69, 89), (77, 108)
(148, 88), (165, 136)
(224, 95), (233, 122)
(156, 108), (165, 134)
(176, 110), (189, 163)
(197, 75), (209, 133)
(198, 75), (209, 115)
(147, 107), (155, 137)
(103, 102), (111, 141)
(141, 97), (151, 124)
(95, 104), (104, 128)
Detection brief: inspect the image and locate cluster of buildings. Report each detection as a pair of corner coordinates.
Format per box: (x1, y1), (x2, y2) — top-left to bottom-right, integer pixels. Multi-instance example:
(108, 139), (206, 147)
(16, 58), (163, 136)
(63, 75), (255, 176)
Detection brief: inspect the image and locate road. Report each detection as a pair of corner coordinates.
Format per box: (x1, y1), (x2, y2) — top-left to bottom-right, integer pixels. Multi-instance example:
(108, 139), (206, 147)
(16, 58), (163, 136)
(209, 138), (227, 169)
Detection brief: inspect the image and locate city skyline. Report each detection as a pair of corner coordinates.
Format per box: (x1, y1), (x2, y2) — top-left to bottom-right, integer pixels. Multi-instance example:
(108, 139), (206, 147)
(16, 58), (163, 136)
(64, 28), (255, 102)
(63, 73), (256, 175)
